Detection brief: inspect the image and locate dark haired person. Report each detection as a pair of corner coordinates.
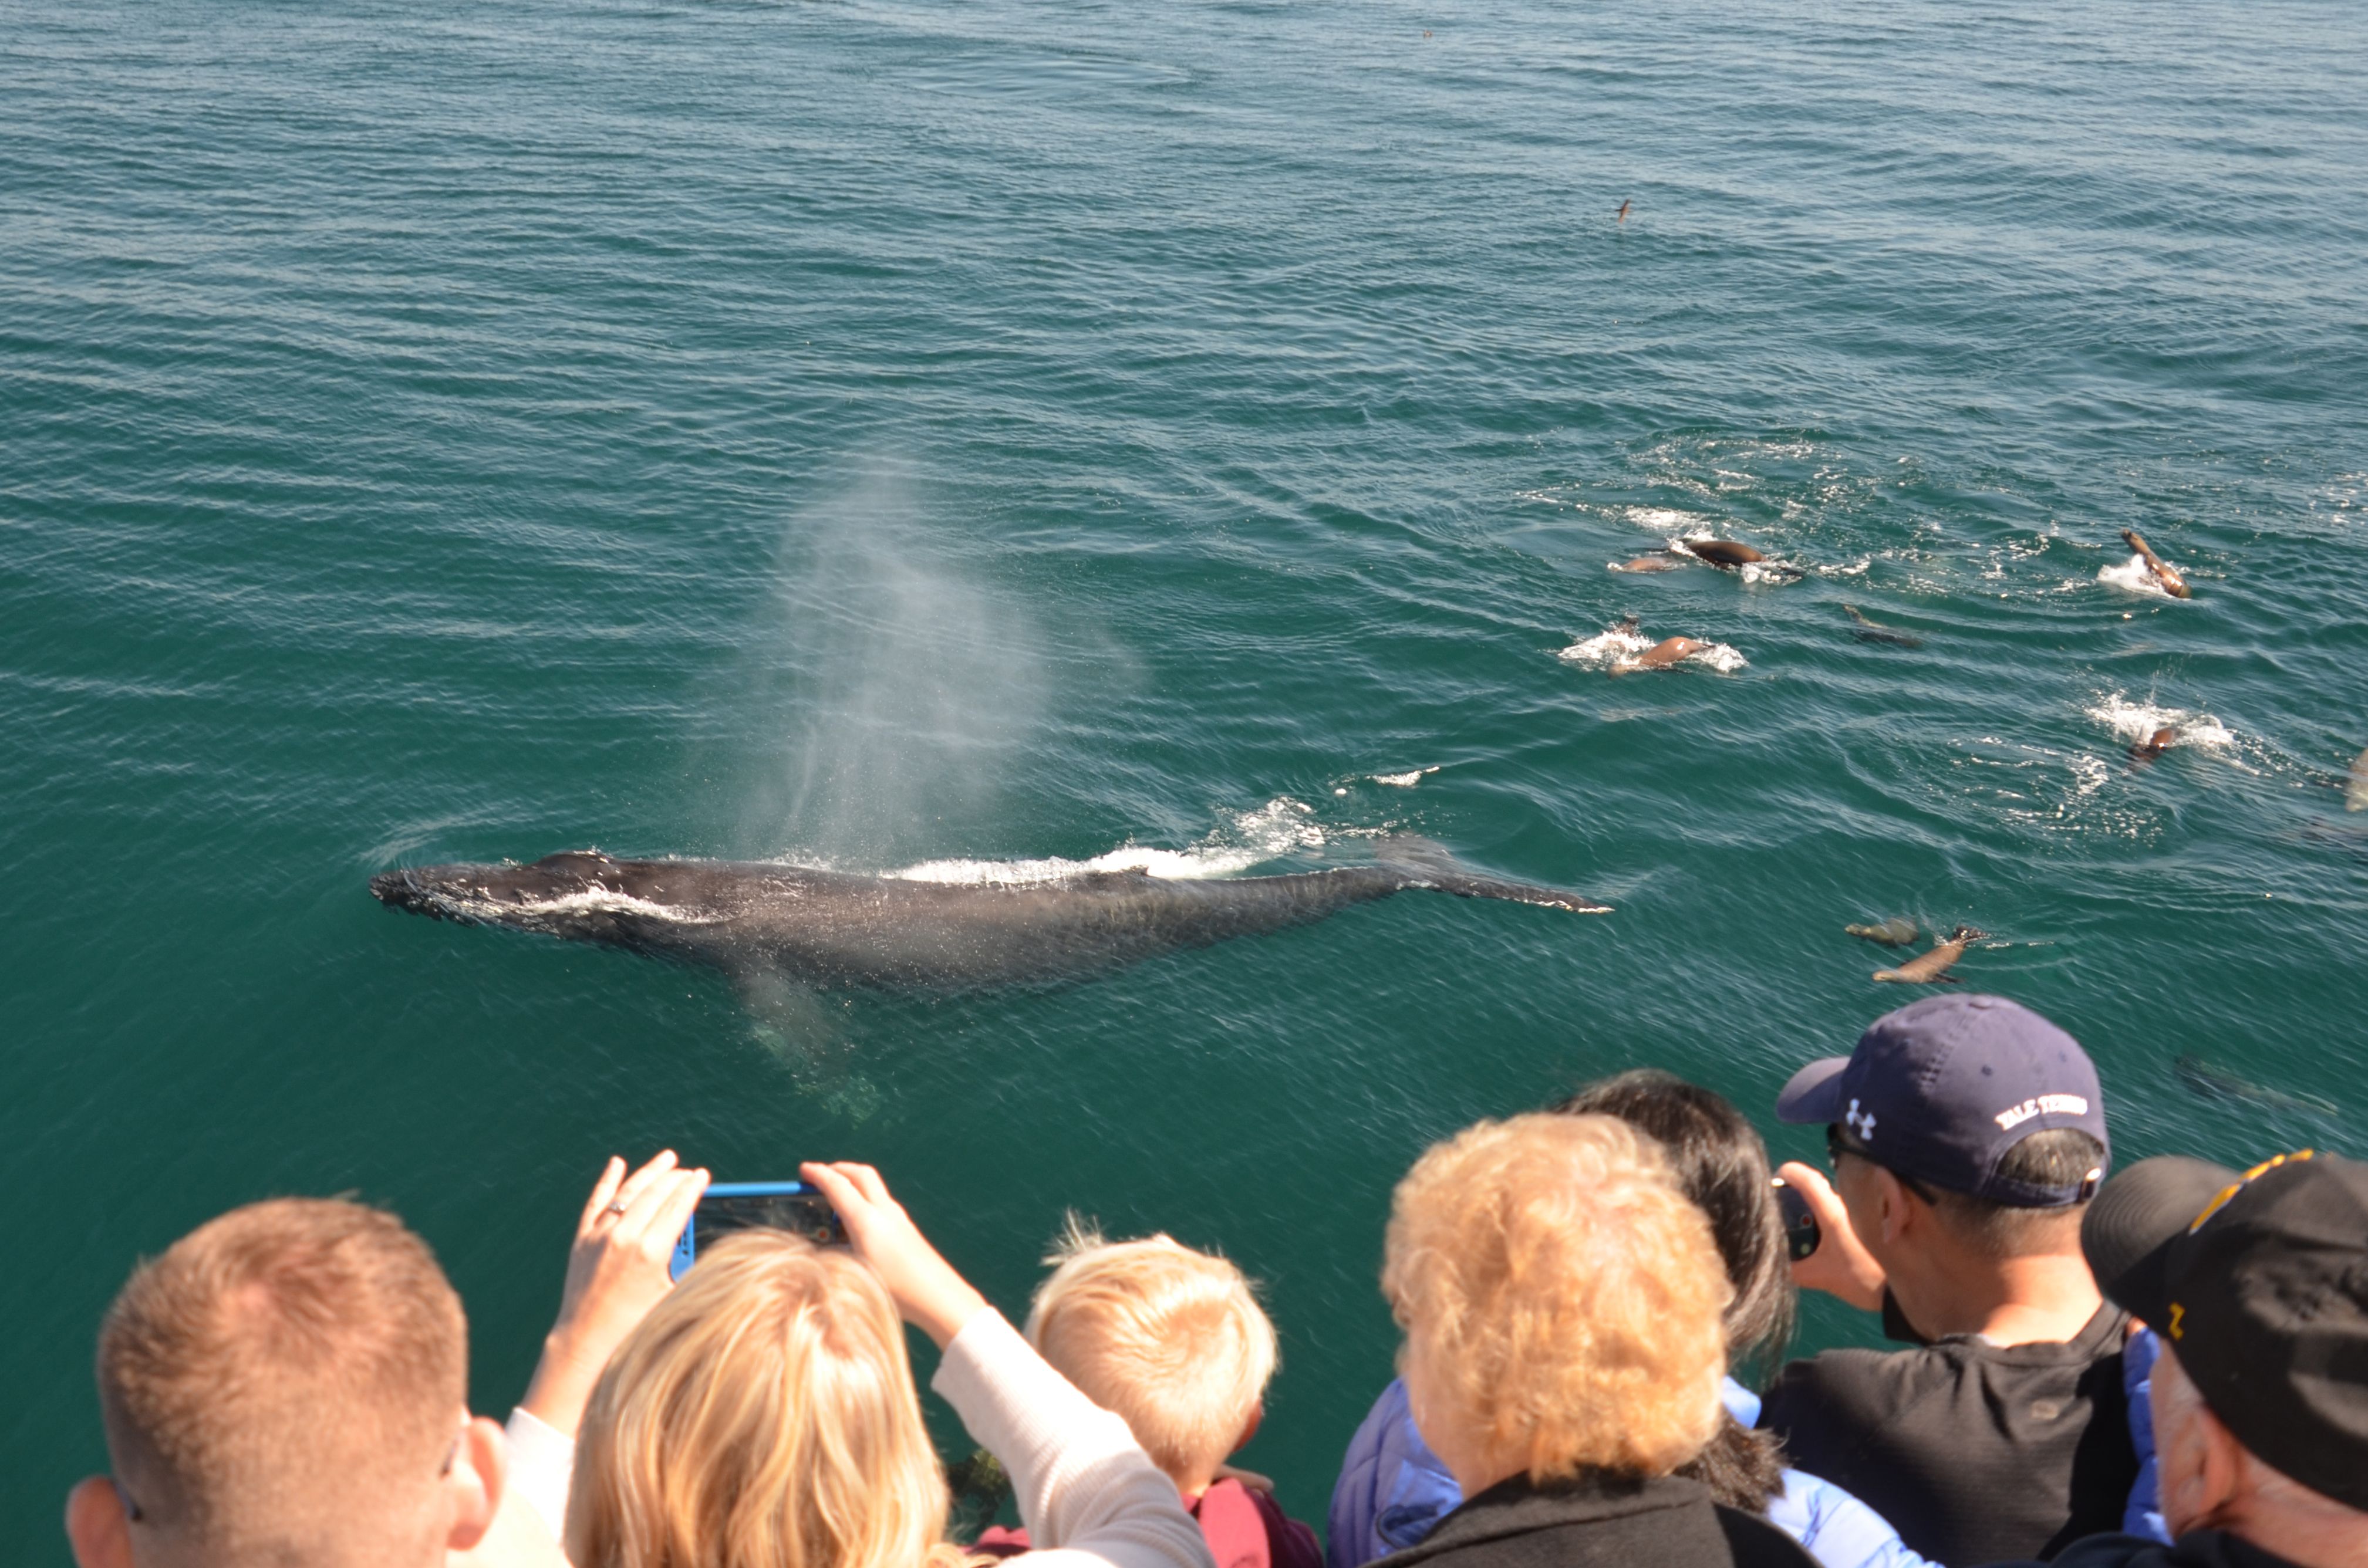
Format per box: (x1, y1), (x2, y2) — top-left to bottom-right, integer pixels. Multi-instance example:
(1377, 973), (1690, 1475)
(1328, 1071), (1927, 1568)
(1991, 1150), (2368, 1568)
(1765, 995), (2135, 1565)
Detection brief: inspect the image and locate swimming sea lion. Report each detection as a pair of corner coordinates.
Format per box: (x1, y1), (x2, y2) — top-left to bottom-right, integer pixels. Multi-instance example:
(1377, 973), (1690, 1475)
(1845, 918), (1920, 947)
(2128, 726), (2178, 769)
(370, 837), (1610, 992)
(1624, 636), (1709, 671)
(1872, 924), (1986, 984)
(2120, 529), (2192, 599)
(1611, 552), (1684, 573)
(1684, 540), (1764, 569)
(1842, 604), (1924, 648)
(2176, 1055), (2339, 1118)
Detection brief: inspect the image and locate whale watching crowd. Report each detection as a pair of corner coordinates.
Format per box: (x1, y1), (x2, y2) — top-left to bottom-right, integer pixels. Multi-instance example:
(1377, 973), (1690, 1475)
(62, 993), (2368, 1568)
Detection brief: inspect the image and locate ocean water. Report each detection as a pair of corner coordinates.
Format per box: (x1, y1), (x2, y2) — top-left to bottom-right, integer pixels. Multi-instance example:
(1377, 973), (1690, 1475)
(5, 0), (2366, 1546)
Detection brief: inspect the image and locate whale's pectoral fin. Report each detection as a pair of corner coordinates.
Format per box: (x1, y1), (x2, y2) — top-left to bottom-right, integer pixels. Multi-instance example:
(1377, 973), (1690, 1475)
(1375, 834), (1613, 914)
(733, 967), (842, 1056)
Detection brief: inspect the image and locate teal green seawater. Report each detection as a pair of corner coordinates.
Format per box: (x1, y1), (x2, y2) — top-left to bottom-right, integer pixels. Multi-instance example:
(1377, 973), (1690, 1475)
(5, 0), (2366, 1548)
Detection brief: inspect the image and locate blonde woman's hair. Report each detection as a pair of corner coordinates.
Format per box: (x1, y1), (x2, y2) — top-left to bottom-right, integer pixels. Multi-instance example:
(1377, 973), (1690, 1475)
(1382, 1113), (1731, 1484)
(568, 1229), (972, 1568)
(1024, 1216), (1277, 1487)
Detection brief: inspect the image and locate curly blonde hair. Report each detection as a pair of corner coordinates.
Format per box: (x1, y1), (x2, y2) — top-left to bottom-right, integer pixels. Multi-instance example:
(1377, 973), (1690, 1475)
(1024, 1218), (1276, 1487)
(568, 1230), (972, 1568)
(1382, 1113), (1731, 1484)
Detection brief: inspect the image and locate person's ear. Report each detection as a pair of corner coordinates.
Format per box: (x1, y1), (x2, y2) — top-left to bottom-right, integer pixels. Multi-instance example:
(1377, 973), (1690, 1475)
(441, 1415), (507, 1554)
(65, 1477), (136, 1568)
(1869, 1165), (1912, 1244)
(1231, 1400), (1264, 1455)
(2191, 1404), (2246, 1528)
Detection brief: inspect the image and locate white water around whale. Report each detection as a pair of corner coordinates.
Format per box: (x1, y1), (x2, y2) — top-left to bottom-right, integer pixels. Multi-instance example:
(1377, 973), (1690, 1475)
(889, 797), (1331, 884)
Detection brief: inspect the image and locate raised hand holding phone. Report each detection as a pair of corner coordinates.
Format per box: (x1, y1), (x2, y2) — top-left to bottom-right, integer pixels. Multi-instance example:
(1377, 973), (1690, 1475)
(520, 1150), (710, 1437)
(800, 1160), (987, 1349)
(1774, 1160), (1887, 1312)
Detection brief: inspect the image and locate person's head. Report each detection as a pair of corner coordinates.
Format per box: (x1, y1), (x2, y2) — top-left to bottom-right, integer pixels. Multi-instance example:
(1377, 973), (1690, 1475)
(66, 1198), (502, 1568)
(1381, 1112), (1731, 1496)
(1554, 1070), (1792, 1381)
(1024, 1219), (1276, 1495)
(2083, 1152), (2368, 1565)
(569, 1228), (968, 1568)
(1776, 995), (2108, 1275)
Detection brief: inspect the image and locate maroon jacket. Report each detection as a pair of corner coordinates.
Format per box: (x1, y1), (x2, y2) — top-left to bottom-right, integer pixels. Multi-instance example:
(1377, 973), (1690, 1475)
(974, 1478), (1323, 1568)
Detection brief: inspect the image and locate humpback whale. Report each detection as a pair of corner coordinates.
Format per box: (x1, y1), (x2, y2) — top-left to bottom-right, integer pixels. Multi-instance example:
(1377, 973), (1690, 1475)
(369, 839), (1609, 990)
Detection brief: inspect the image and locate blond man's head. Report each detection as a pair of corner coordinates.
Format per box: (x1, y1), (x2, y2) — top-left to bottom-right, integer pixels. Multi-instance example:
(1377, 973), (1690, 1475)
(569, 1228), (968, 1568)
(1383, 1113), (1731, 1489)
(85, 1197), (477, 1566)
(1024, 1219), (1277, 1490)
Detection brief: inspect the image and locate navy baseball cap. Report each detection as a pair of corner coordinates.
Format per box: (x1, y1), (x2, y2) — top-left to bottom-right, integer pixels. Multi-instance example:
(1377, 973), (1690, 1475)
(1775, 994), (2109, 1206)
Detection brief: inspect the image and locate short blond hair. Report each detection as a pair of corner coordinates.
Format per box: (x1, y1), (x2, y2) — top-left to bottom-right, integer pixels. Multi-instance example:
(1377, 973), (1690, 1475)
(569, 1229), (970, 1568)
(1382, 1113), (1731, 1483)
(1024, 1219), (1277, 1486)
(95, 1198), (466, 1549)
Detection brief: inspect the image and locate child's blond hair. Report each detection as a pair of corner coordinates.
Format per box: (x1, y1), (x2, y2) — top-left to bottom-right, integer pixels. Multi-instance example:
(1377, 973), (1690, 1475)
(1023, 1217), (1277, 1488)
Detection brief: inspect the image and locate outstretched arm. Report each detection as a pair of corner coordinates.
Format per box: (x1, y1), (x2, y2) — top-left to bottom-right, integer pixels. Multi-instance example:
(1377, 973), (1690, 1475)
(802, 1162), (1214, 1568)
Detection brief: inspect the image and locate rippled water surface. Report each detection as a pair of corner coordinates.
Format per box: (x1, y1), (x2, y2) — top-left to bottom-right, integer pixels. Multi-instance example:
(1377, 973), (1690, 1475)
(5, 0), (2365, 1541)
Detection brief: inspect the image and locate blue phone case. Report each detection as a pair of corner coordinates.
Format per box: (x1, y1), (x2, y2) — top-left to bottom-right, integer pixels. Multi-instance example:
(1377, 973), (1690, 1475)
(670, 1181), (828, 1280)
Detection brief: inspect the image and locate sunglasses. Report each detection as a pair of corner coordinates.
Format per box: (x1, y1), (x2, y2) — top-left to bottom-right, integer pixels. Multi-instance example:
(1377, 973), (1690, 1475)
(1826, 1124), (1937, 1203)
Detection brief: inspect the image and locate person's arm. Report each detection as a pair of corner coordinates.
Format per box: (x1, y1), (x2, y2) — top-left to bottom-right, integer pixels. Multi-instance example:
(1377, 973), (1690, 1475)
(1775, 1163), (1885, 1312)
(1768, 1468), (1939, 1568)
(505, 1151), (710, 1538)
(518, 1151), (711, 1436)
(935, 1310), (1214, 1568)
(801, 1162), (1212, 1568)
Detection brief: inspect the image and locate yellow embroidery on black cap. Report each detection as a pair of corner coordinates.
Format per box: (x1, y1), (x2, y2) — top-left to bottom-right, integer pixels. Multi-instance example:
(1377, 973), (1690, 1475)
(2188, 1150), (2315, 1235)
(2167, 1303), (2184, 1340)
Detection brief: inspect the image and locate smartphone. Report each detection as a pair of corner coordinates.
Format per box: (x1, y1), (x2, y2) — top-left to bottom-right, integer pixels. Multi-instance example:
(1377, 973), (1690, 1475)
(671, 1181), (845, 1281)
(1772, 1177), (1821, 1262)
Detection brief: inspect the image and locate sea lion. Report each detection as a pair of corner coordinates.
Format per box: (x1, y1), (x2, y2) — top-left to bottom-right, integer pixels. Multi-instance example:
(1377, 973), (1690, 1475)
(2128, 726), (2178, 769)
(2176, 1055), (2339, 1117)
(370, 838), (1609, 992)
(1872, 924), (1987, 984)
(1610, 552), (1684, 573)
(2120, 529), (2192, 599)
(1845, 918), (1920, 947)
(1842, 604), (1924, 648)
(1683, 540), (1765, 569)
(1622, 636), (1709, 672)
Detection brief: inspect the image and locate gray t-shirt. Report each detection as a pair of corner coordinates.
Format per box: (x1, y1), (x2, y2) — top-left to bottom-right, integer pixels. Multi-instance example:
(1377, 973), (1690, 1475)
(1757, 1300), (2136, 1565)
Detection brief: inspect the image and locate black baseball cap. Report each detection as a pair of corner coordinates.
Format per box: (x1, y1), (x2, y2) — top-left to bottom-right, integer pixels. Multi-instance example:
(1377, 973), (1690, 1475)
(2081, 1151), (2368, 1512)
(1775, 994), (2109, 1206)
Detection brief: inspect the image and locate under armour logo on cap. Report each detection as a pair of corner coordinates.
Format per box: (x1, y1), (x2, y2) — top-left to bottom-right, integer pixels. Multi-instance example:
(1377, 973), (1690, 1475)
(1846, 1099), (1877, 1143)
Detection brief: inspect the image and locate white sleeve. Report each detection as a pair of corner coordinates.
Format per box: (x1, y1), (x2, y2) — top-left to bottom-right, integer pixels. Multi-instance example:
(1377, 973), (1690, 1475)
(503, 1405), (578, 1544)
(931, 1310), (1215, 1568)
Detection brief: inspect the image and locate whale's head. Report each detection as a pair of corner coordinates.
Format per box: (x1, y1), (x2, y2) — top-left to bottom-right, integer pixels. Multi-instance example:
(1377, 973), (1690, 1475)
(370, 851), (643, 926)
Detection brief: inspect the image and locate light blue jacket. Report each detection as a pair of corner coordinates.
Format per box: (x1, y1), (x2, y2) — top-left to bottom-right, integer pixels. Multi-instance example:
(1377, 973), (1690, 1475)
(1325, 1378), (1937, 1568)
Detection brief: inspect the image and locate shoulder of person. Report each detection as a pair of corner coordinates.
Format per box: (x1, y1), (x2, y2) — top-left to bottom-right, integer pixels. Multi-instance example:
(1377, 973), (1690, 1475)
(1759, 1346), (1947, 1424)
(1714, 1503), (1821, 1568)
(1992, 1529), (2177, 1568)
